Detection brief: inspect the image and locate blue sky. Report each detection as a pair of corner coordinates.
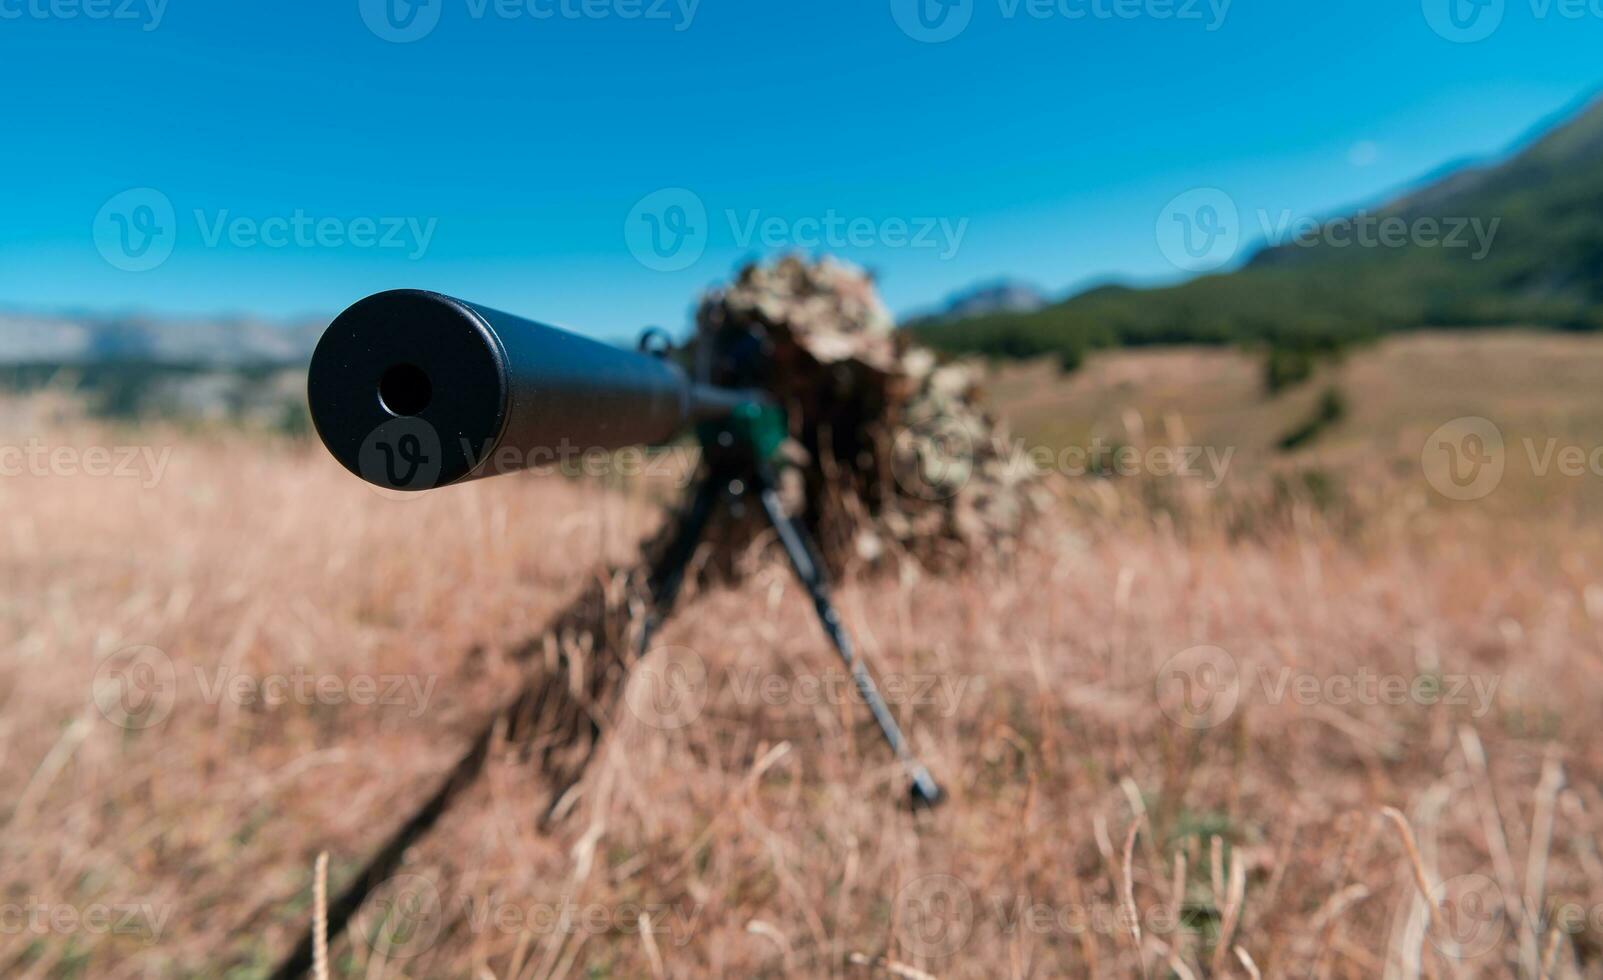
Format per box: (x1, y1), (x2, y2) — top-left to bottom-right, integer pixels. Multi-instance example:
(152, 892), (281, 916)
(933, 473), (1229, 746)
(2, 0), (1602, 336)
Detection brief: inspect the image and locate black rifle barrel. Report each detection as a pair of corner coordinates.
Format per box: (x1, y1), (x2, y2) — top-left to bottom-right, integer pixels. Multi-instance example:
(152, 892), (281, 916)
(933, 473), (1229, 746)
(307, 289), (747, 491)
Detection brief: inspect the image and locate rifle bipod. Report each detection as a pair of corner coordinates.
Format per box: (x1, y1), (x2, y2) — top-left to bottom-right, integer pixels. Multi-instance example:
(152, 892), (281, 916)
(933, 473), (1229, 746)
(638, 431), (944, 810)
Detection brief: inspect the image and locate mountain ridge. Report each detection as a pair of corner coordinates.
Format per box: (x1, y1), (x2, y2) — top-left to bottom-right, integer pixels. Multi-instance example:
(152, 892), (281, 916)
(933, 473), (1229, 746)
(913, 91), (1603, 368)
(0, 309), (324, 366)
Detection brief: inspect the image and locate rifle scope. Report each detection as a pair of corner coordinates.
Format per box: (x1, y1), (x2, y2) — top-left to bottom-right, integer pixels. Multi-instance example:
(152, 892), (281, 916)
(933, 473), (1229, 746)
(307, 289), (752, 491)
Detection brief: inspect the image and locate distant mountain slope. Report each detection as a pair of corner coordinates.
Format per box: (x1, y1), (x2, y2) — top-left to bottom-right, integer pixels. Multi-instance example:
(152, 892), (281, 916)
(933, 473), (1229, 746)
(913, 95), (1603, 368)
(0, 311), (322, 365)
(925, 280), (1050, 321)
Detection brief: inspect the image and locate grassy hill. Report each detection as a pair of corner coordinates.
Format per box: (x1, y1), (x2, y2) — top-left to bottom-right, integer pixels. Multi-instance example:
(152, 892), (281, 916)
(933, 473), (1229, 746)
(979, 329), (1603, 527)
(913, 95), (1603, 369)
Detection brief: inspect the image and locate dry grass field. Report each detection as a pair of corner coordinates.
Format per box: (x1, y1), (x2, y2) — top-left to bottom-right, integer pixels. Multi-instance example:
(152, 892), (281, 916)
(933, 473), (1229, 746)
(6, 332), (1603, 977)
(991, 330), (1603, 515)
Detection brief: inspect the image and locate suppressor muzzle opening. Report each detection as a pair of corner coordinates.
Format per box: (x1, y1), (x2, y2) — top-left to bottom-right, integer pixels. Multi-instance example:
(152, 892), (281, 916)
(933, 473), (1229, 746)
(308, 289), (511, 491)
(377, 362), (434, 418)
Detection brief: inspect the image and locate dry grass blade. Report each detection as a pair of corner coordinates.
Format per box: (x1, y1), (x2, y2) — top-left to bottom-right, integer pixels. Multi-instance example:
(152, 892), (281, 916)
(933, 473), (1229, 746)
(1210, 835), (1225, 913)
(1122, 814), (1148, 957)
(1212, 847), (1247, 977)
(638, 912), (666, 980)
(1522, 749), (1566, 977)
(1159, 942), (1198, 980)
(11, 712), (92, 825)
(1540, 925), (1564, 979)
(1309, 883), (1371, 934)
(1168, 850), (1188, 947)
(313, 851), (329, 980)
(1457, 727), (1523, 933)
(1380, 805), (1445, 973)
(848, 952), (939, 980)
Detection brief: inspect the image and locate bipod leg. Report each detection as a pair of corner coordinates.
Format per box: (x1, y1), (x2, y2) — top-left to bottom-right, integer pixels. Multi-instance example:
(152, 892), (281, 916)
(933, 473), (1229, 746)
(634, 462), (727, 658)
(748, 466), (942, 808)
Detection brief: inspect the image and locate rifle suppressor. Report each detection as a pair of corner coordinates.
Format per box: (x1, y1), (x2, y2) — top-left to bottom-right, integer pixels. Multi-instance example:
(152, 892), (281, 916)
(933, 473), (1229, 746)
(307, 289), (748, 491)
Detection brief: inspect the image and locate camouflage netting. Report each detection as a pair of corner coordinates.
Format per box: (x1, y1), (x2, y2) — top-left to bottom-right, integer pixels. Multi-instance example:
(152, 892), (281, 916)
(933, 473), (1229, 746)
(692, 254), (1048, 578)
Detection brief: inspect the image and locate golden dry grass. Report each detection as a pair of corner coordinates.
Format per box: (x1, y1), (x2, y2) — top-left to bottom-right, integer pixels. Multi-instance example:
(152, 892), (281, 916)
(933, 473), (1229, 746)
(991, 330), (1603, 495)
(4, 339), (1603, 978)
